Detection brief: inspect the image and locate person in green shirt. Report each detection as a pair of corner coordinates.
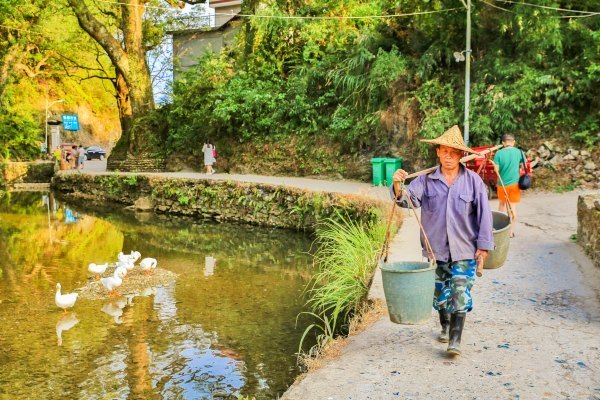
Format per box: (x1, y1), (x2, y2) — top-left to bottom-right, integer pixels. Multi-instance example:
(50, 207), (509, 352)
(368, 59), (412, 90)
(53, 146), (62, 164)
(493, 133), (525, 237)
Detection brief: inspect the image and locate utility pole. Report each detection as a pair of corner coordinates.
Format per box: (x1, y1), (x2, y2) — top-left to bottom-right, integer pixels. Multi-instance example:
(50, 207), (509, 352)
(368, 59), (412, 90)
(45, 98), (65, 155)
(463, 0), (472, 145)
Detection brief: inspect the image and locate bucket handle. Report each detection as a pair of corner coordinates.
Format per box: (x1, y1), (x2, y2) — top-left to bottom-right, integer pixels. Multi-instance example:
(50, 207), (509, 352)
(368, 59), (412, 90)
(381, 182), (436, 267)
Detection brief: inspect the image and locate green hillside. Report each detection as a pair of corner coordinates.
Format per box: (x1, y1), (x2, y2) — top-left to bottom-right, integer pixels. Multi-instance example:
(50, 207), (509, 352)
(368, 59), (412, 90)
(163, 0), (599, 177)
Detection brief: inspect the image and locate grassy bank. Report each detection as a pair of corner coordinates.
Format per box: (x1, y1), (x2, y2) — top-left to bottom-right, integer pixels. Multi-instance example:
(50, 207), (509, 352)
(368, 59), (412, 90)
(299, 210), (400, 367)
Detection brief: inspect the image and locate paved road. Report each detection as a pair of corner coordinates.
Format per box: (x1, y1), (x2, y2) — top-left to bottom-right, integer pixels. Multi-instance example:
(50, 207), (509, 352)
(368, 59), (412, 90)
(283, 190), (600, 400)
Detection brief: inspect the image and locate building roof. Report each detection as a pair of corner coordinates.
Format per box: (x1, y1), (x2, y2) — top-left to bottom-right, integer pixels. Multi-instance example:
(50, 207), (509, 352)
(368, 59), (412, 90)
(167, 15), (240, 35)
(209, 0), (242, 8)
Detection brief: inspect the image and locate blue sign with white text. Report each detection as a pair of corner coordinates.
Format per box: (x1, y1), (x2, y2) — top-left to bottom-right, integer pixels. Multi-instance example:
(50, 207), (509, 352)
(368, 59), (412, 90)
(62, 114), (80, 131)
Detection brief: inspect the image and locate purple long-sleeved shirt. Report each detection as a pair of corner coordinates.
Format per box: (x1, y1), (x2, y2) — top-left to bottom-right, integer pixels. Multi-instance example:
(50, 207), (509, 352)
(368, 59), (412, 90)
(390, 164), (495, 262)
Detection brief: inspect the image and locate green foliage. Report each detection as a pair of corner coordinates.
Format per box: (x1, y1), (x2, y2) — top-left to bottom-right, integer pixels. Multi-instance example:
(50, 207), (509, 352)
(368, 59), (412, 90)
(0, 161), (6, 190)
(165, 0), (599, 166)
(0, 0), (119, 161)
(554, 181), (580, 193)
(98, 173), (142, 197)
(0, 108), (41, 160)
(123, 174), (138, 186)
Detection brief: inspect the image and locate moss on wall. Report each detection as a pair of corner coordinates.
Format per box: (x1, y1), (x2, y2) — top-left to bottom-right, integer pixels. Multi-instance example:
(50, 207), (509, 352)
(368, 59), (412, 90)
(52, 174), (390, 231)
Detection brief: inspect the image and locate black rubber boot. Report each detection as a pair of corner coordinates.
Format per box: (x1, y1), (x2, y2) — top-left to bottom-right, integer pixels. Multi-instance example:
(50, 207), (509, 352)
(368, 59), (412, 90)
(437, 309), (450, 343)
(446, 312), (466, 356)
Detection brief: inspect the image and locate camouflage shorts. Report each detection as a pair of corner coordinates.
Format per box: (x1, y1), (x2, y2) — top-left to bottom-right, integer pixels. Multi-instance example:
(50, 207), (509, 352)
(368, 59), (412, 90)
(433, 259), (477, 313)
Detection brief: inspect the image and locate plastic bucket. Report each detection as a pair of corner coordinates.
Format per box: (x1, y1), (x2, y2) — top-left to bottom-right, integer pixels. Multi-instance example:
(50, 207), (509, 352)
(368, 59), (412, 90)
(380, 261), (436, 324)
(484, 211), (511, 269)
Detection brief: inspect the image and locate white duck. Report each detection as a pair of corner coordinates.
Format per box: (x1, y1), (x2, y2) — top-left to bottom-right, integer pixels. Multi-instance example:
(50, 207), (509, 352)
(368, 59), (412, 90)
(118, 251), (137, 264)
(115, 259), (131, 268)
(56, 313), (79, 346)
(129, 251), (141, 263)
(55, 283), (79, 313)
(100, 266), (128, 297)
(88, 262), (109, 280)
(139, 258), (157, 275)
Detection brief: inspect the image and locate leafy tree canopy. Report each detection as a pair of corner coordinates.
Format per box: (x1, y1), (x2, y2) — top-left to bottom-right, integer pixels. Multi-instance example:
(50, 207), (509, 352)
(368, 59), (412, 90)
(168, 0), (599, 162)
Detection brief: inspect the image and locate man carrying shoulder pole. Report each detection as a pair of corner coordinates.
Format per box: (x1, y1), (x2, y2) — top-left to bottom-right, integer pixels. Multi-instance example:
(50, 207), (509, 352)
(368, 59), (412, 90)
(390, 125), (494, 356)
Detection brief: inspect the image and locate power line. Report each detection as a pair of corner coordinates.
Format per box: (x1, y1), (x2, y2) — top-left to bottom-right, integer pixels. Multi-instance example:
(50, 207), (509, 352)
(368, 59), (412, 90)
(480, 0), (600, 17)
(93, 0), (462, 20)
(488, 0), (598, 15)
(218, 8), (463, 20)
(479, 0), (516, 13)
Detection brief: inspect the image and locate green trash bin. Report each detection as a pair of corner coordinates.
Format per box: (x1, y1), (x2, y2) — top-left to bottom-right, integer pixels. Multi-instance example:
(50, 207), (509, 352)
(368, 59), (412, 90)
(370, 158), (386, 186)
(384, 158), (403, 186)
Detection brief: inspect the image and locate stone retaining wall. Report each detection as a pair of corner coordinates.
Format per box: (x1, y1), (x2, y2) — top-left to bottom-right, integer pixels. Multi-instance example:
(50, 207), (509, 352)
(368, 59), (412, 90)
(2, 161), (54, 186)
(51, 174), (390, 231)
(577, 194), (600, 268)
(527, 141), (599, 190)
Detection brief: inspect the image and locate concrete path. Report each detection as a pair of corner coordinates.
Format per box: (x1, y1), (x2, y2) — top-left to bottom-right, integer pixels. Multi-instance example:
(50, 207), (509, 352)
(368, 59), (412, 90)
(283, 190), (600, 400)
(67, 160), (388, 199)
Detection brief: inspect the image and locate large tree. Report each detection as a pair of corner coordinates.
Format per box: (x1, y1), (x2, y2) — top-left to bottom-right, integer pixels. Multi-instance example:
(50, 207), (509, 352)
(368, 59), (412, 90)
(66, 0), (158, 158)
(65, 0), (197, 166)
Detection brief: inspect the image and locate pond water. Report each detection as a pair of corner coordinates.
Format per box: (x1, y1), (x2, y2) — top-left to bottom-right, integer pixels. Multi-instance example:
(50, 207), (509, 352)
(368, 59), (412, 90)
(0, 192), (316, 399)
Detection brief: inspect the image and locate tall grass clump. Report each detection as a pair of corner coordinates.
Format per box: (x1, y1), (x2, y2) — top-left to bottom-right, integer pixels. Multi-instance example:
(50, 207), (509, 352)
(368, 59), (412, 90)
(298, 212), (388, 357)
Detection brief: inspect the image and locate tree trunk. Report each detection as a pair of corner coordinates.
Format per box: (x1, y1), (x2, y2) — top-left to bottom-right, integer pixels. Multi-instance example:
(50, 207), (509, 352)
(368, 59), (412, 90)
(66, 0), (155, 159)
(242, 0), (259, 59)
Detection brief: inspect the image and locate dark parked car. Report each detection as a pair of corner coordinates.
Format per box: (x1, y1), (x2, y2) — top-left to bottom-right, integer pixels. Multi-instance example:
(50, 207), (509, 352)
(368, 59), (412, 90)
(85, 146), (107, 160)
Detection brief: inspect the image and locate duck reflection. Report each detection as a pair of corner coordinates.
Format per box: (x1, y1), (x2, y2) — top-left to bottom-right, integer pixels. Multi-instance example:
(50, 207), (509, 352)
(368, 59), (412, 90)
(56, 313), (79, 346)
(204, 256), (216, 277)
(101, 296), (128, 324)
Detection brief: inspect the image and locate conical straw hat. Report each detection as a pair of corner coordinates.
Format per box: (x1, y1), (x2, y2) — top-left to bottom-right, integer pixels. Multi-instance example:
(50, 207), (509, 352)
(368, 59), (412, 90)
(420, 125), (480, 155)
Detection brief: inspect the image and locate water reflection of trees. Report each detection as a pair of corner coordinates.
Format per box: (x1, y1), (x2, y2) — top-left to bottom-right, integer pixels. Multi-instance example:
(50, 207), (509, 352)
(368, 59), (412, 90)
(0, 192), (123, 300)
(121, 232), (314, 397)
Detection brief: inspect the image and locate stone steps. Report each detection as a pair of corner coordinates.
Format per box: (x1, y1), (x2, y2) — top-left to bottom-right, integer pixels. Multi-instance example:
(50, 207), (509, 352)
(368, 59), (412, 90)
(107, 153), (166, 172)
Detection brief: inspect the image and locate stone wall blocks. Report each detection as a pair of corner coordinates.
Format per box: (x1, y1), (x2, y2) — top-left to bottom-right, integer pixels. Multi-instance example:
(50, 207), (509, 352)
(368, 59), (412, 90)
(577, 194), (600, 268)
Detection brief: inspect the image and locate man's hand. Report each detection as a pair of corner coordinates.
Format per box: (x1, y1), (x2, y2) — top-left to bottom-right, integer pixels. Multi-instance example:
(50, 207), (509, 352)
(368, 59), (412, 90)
(475, 249), (488, 263)
(392, 169), (409, 183)
(475, 249), (488, 277)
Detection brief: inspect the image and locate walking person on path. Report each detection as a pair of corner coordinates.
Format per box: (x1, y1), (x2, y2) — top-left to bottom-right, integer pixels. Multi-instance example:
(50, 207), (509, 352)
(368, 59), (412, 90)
(77, 145), (86, 170)
(390, 125), (494, 356)
(52, 146), (61, 165)
(493, 133), (525, 238)
(202, 140), (216, 175)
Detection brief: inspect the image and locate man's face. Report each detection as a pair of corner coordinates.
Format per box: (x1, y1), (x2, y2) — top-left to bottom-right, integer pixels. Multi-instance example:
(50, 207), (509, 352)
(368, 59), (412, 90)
(436, 145), (462, 170)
